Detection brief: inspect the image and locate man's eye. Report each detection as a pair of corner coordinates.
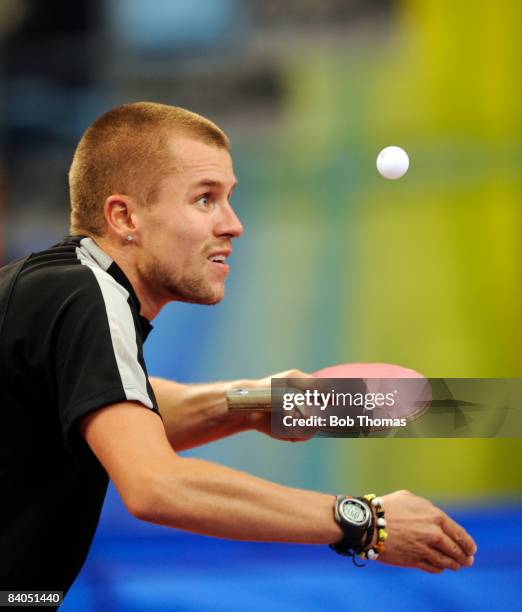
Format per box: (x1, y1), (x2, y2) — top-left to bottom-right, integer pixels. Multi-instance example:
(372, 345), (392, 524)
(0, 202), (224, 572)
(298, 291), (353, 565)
(196, 195), (213, 208)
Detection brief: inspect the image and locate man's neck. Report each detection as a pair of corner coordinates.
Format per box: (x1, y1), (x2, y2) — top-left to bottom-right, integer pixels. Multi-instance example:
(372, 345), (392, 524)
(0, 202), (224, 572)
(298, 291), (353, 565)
(92, 235), (167, 321)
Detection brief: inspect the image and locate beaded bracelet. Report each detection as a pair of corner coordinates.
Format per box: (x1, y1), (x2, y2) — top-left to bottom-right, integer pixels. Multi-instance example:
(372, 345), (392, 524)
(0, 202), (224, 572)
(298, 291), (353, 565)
(358, 494), (387, 561)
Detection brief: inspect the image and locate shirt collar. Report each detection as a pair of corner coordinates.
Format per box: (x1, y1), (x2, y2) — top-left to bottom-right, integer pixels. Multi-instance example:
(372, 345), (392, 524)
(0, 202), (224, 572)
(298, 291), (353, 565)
(64, 235), (154, 340)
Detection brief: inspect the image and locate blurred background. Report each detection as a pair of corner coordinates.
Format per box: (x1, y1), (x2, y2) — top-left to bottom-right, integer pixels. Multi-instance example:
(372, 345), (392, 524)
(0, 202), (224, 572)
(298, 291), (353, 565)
(1, 0), (521, 610)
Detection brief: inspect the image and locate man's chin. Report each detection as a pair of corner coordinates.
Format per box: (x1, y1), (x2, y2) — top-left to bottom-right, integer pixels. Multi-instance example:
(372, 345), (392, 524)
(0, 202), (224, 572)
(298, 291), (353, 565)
(195, 291), (224, 306)
(177, 295), (223, 306)
(170, 285), (225, 306)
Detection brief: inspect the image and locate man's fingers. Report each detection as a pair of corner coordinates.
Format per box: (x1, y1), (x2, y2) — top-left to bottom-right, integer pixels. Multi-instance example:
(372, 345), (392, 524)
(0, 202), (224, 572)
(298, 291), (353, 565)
(417, 561), (444, 574)
(440, 513), (477, 557)
(424, 547), (461, 571)
(270, 370), (332, 395)
(433, 531), (474, 567)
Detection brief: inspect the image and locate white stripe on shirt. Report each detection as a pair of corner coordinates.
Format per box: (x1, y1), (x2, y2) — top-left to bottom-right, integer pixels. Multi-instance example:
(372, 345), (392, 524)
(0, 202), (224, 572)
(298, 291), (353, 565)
(75, 244), (153, 409)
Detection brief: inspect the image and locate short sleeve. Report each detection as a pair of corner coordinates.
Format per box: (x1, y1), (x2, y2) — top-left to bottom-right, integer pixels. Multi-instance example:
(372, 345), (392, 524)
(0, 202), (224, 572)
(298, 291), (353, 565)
(53, 267), (158, 457)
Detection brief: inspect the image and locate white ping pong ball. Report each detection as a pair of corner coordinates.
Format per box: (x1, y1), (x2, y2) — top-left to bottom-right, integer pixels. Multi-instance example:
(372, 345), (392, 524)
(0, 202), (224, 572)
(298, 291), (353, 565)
(376, 146), (409, 179)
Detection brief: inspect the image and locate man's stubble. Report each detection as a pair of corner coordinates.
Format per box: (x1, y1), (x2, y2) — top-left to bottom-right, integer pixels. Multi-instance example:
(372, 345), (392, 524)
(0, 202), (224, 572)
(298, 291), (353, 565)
(143, 252), (222, 306)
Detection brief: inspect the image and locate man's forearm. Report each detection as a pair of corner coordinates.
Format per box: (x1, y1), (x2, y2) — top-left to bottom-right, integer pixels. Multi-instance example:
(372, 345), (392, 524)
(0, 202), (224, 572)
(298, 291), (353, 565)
(82, 402), (477, 571)
(134, 454), (343, 544)
(150, 377), (251, 451)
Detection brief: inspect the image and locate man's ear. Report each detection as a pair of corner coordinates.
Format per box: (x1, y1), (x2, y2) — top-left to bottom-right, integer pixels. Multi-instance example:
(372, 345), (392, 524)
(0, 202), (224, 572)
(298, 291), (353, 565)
(103, 194), (138, 242)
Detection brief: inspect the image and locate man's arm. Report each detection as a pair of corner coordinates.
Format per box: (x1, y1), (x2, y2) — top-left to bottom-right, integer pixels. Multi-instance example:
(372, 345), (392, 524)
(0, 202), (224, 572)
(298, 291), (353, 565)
(79, 402), (476, 572)
(150, 369), (305, 451)
(80, 401), (340, 542)
(150, 377), (250, 451)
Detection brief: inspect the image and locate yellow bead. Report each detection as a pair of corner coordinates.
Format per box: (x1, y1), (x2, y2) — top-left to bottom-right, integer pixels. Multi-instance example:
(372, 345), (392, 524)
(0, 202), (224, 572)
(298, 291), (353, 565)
(378, 529), (388, 541)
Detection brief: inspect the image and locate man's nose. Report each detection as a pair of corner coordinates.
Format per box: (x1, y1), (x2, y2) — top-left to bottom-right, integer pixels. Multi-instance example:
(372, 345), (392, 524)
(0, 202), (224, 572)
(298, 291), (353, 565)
(215, 201), (244, 238)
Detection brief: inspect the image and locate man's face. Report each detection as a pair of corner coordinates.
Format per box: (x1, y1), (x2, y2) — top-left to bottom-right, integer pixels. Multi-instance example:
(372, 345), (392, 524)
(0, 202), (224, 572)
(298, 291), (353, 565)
(135, 136), (243, 305)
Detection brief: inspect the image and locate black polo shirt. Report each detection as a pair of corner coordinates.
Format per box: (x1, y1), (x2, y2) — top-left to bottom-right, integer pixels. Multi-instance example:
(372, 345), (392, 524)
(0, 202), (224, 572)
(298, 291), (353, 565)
(0, 235), (159, 595)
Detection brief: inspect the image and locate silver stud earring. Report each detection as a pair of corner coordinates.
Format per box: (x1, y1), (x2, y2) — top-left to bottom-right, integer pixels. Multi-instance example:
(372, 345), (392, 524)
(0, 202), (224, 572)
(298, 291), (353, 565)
(126, 235), (133, 242)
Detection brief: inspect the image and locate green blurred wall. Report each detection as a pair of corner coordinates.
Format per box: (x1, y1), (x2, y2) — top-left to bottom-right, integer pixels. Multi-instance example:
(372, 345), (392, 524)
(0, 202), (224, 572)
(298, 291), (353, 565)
(200, 0), (521, 501)
(348, 0), (522, 498)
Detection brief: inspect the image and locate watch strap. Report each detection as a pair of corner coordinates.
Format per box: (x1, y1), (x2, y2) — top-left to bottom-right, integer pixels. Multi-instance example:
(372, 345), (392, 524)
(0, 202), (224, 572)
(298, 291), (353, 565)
(330, 495), (374, 556)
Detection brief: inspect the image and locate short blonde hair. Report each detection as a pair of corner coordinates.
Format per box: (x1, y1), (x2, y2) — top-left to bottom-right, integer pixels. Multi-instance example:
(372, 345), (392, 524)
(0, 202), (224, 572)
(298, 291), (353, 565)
(69, 102), (230, 235)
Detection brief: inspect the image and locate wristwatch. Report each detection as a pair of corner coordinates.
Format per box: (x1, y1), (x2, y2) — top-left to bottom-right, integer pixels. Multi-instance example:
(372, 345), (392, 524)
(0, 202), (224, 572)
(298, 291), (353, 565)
(330, 495), (374, 556)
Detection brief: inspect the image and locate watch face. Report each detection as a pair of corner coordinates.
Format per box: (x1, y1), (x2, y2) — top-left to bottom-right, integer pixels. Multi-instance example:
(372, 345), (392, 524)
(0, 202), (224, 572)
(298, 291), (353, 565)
(340, 499), (369, 525)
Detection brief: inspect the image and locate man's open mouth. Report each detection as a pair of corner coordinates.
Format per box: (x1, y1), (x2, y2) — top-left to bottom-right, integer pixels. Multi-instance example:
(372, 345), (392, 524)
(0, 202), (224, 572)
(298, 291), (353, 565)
(208, 255), (227, 264)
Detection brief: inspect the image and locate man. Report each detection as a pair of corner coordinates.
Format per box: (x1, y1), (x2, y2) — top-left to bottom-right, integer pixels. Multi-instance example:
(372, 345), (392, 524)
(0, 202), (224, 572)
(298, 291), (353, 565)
(0, 102), (476, 600)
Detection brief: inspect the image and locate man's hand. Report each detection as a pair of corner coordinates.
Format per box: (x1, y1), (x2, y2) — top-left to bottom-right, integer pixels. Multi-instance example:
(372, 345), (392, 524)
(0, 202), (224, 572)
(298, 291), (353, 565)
(150, 372), (316, 451)
(377, 490), (477, 573)
(231, 369), (315, 441)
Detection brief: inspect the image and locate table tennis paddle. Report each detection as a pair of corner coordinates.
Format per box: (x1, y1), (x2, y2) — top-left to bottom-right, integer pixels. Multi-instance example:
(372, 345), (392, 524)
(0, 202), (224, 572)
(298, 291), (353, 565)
(226, 362), (431, 431)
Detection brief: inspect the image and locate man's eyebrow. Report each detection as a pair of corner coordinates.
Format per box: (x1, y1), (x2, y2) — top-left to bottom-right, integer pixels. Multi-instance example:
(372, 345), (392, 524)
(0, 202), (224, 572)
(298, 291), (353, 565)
(190, 179), (239, 190)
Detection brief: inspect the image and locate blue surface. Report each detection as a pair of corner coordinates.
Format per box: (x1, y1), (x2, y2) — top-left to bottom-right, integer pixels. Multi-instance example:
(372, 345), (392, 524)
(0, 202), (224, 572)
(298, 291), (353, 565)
(62, 502), (522, 611)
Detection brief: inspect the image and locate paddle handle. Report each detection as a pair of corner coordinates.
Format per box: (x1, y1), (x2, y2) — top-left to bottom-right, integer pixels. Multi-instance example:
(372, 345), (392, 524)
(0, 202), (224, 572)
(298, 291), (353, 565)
(226, 388), (272, 412)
